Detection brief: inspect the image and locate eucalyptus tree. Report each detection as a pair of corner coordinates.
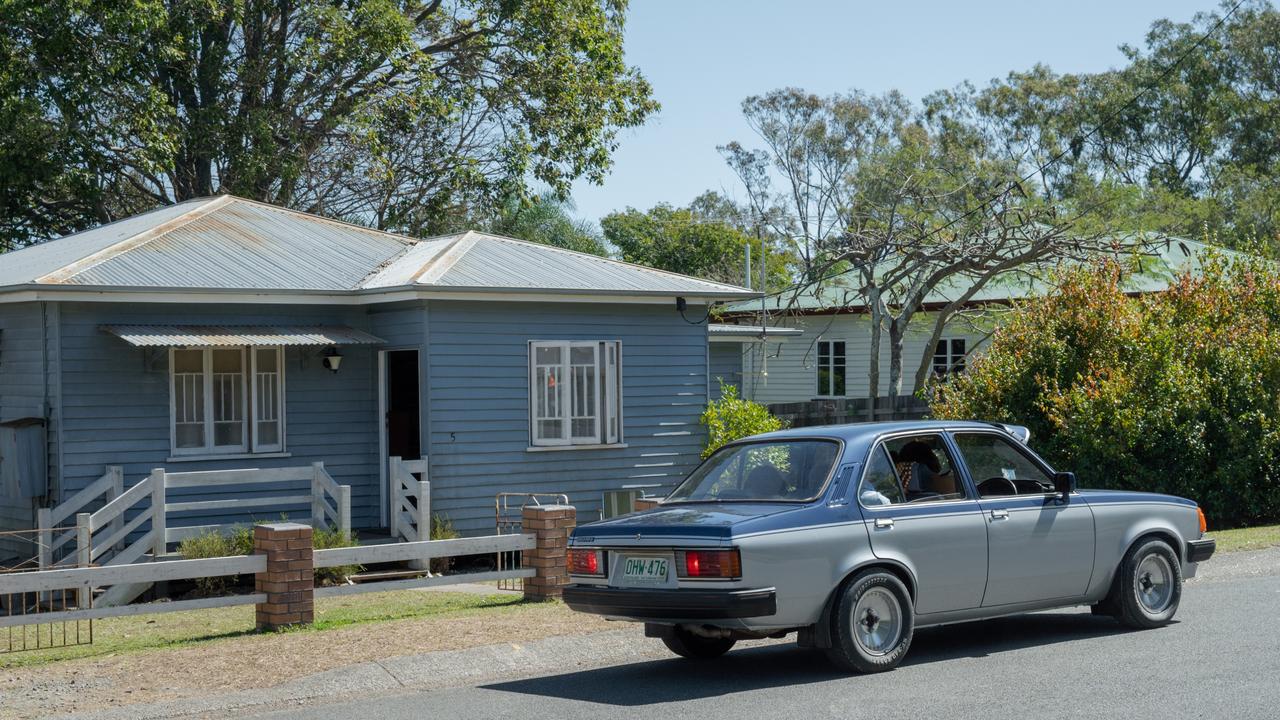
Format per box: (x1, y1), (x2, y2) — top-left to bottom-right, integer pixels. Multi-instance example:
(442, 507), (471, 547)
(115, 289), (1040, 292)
(0, 0), (656, 248)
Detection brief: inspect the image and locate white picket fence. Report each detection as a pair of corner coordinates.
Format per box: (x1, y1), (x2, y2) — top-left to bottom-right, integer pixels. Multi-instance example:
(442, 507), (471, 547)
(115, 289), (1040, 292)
(35, 463), (352, 606)
(0, 533), (536, 628)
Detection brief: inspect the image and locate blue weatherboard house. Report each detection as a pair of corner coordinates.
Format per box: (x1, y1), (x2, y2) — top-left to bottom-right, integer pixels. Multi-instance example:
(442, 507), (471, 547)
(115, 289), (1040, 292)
(0, 195), (755, 560)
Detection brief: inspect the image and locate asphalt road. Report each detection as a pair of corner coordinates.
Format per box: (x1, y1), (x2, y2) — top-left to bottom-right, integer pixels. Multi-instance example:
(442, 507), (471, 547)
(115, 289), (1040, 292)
(241, 569), (1280, 720)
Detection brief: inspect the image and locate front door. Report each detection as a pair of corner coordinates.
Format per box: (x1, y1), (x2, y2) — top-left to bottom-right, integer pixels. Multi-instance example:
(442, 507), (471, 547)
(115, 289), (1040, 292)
(384, 350), (421, 528)
(951, 431), (1096, 607)
(857, 434), (989, 615)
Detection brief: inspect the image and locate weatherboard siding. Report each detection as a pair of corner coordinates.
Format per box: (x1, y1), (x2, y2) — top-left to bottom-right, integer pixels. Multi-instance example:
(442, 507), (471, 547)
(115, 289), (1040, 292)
(423, 301), (709, 534)
(54, 302), (382, 531)
(0, 302), (50, 552)
(709, 343), (745, 399)
(739, 312), (991, 405)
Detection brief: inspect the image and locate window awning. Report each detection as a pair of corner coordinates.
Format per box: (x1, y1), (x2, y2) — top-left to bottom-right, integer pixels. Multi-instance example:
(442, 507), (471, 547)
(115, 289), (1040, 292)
(100, 324), (385, 348)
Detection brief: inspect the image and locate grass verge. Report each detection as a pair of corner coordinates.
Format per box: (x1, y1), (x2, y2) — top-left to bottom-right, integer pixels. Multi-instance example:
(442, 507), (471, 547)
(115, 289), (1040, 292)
(0, 590), (524, 670)
(1212, 523), (1280, 554)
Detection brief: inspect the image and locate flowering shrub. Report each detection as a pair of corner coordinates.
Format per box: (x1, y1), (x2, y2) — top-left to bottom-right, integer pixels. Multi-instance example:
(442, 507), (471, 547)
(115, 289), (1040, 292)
(931, 251), (1280, 529)
(700, 382), (786, 459)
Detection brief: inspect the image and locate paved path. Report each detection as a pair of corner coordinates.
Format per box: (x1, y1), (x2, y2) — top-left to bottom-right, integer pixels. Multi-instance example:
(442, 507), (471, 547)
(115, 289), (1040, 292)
(63, 547), (1280, 720)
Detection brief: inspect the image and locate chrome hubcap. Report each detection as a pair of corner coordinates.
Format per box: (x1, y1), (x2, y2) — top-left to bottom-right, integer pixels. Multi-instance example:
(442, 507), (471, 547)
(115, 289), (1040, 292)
(1135, 553), (1174, 613)
(853, 587), (902, 656)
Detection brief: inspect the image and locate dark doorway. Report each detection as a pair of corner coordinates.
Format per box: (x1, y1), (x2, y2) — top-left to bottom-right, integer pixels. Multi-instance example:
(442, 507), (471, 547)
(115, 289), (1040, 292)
(385, 350), (421, 462)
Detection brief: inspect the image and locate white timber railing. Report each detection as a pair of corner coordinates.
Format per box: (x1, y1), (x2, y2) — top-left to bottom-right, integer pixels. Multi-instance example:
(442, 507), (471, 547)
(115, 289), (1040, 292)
(37, 463), (352, 571)
(389, 457), (430, 543)
(0, 532), (536, 628)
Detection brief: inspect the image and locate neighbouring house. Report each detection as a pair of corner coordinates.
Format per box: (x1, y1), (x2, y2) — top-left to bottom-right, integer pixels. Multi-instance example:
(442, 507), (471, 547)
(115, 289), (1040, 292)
(0, 194), (755, 562)
(717, 237), (1228, 413)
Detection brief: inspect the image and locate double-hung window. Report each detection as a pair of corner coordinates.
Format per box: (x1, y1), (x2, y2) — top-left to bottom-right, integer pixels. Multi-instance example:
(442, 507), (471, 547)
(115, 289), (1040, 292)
(817, 340), (846, 397)
(529, 341), (622, 447)
(932, 338), (967, 377)
(171, 346), (285, 456)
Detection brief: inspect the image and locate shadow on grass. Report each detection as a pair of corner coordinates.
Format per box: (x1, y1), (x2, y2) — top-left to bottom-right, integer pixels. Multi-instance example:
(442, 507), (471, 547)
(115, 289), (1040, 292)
(480, 612), (1142, 706)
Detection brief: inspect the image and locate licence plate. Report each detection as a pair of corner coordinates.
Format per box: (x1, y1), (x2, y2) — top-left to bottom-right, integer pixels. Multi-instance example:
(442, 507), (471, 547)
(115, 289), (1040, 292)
(620, 556), (669, 585)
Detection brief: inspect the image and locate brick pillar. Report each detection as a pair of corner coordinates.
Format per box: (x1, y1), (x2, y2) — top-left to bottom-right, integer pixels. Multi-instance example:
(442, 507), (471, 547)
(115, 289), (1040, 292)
(633, 498), (660, 512)
(254, 522), (314, 630)
(522, 504), (575, 601)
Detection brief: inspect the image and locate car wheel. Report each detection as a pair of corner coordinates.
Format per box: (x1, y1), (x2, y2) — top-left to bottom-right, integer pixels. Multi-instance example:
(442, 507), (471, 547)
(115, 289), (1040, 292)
(1113, 537), (1182, 629)
(661, 627), (736, 660)
(825, 569), (914, 673)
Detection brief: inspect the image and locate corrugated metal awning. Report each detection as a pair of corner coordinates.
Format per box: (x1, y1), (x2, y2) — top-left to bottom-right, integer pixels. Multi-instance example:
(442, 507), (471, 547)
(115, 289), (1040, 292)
(708, 323), (804, 342)
(100, 324), (385, 347)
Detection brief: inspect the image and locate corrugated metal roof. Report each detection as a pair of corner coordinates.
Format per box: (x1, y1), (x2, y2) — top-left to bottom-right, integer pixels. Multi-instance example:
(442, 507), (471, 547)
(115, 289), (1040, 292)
(708, 323), (804, 339)
(431, 234), (750, 296)
(100, 324), (385, 347)
(0, 195), (757, 300)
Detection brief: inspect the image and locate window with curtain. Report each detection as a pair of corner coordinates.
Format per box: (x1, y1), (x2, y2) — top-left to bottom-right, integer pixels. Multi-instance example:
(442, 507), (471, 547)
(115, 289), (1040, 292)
(171, 346), (285, 455)
(529, 341), (622, 447)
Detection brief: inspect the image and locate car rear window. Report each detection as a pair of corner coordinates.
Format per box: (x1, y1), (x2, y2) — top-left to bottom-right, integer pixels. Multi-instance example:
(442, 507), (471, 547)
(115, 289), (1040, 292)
(666, 440), (841, 503)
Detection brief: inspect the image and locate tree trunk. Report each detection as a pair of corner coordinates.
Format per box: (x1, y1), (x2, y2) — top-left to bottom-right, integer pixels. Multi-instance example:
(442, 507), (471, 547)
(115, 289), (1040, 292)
(887, 316), (906, 399)
(867, 294), (883, 422)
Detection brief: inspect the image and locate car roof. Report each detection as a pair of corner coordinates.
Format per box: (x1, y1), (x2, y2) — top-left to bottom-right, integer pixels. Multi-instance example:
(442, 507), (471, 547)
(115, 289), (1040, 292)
(745, 420), (1018, 446)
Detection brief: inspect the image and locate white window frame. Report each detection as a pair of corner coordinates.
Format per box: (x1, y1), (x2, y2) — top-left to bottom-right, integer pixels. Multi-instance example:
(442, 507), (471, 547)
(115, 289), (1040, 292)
(528, 340), (623, 448)
(932, 337), (968, 378)
(169, 346), (286, 457)
(816, 339), (847, 398)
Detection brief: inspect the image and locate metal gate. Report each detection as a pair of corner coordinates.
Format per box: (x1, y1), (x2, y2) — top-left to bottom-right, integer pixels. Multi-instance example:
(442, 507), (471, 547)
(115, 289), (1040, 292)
(494, 493), (568, 591)
(1, 528), (94, 653)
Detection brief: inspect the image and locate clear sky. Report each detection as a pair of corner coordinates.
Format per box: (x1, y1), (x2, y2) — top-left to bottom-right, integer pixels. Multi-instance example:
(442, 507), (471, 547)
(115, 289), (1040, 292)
(570, 0), (1217, 224)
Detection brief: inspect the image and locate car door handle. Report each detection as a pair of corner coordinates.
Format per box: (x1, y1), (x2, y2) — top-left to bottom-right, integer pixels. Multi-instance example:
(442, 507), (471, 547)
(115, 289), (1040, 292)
(990, 509), (1009, 520)
(874, 518), (894, 529)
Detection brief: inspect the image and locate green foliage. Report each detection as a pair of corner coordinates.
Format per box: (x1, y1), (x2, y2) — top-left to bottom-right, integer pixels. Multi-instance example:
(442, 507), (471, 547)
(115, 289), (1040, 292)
(428, 513), (460, 574)
(178, 527), (255, 596)
(931, 252), (1280, 528)
(487, 192), (607, 256)
(0, 0), (657, 247)
(313, 526), (361, 587)
(601, 194), (793, 288)
(699, 382), (785, 459)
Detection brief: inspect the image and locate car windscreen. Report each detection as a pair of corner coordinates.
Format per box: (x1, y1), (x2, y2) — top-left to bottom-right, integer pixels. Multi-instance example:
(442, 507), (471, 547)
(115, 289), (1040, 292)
(666, 439), (841, 503)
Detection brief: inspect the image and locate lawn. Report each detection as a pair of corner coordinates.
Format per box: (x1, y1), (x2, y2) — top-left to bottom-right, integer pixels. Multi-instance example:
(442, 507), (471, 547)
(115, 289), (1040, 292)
(0, 589), (525, 670)
(1211, 523), (1280, 553)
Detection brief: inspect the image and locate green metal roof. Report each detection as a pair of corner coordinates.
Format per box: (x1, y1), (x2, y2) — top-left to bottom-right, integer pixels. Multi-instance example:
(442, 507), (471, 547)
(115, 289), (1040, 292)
(723, 236), (1236, 315)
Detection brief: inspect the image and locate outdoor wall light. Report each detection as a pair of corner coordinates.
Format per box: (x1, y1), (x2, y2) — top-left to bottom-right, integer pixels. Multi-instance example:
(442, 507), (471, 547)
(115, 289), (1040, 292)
(321, 347), (343, 373)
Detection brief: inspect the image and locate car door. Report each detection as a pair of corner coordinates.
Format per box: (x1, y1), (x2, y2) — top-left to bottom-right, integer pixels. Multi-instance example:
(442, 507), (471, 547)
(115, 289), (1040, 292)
(950, 431), (1096, 607)
(857, 434), (988, 615)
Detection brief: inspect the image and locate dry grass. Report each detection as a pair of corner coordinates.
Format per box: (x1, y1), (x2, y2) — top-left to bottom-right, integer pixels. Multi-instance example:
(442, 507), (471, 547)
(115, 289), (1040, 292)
(1, 590), (613, 719)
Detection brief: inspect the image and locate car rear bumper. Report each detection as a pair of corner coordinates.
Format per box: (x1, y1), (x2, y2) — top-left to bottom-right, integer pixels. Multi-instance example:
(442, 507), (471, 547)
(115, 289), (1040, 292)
(1187, 538), (1216, 563)
(562, 585), (777, 620)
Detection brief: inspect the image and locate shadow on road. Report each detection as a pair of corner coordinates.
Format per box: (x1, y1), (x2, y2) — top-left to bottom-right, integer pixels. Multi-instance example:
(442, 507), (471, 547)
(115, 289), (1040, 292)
(481, 612), (1142, 706)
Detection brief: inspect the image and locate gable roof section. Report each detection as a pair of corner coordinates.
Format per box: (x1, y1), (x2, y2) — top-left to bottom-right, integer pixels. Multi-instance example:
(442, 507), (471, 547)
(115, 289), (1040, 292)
(0, 196), (755, 301)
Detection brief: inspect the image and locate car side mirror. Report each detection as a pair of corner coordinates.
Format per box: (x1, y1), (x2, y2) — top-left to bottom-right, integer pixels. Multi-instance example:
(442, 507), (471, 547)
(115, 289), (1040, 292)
(1053, 472), (1076, 498)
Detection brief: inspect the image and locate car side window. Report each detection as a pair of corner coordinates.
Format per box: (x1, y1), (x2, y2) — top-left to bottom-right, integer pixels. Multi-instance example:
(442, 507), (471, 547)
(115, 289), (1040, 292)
(858, 445), (906, 506)
(953, 432), (1054, 498)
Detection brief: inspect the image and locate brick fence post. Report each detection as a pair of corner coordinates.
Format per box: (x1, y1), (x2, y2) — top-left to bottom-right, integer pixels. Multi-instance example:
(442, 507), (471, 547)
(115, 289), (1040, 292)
(633, 498), (660, 512)
(254, 522), (314, 630)
(522, 504), (575, 601)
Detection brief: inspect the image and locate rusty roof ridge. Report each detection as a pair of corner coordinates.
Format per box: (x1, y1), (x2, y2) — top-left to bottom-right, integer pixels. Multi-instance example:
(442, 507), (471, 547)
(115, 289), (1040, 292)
(36, 195), (235, 285)
(228, 195), (419, 248)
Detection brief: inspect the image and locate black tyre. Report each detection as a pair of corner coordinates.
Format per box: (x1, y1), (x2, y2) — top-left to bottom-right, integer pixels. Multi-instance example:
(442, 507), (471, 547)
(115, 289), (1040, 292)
(825, 569), (914, 673)
(1112, 537), (1182, 629)
(661, 627), (736, 660)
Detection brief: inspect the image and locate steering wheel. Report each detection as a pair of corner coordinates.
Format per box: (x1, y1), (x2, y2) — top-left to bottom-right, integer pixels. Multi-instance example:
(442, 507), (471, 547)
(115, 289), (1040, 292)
(977, 476), (1018, 497)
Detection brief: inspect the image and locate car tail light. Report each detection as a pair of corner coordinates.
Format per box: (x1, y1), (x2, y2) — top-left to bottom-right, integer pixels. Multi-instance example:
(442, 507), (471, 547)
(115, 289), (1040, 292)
(1197, 507), (1208, 535)
(676, 549), (741, 579)
(568, 548), (604, 576)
